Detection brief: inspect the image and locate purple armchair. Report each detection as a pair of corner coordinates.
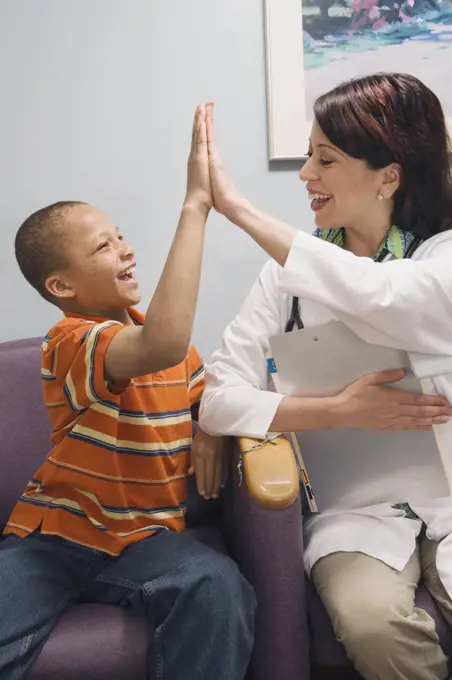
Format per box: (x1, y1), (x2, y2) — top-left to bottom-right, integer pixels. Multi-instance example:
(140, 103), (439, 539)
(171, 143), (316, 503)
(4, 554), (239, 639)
(0, 337), (309, 680)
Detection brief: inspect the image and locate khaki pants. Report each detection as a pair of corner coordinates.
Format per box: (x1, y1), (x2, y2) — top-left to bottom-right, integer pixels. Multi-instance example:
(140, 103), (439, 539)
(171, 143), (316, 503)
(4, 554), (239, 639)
(311, 537), (452, 680)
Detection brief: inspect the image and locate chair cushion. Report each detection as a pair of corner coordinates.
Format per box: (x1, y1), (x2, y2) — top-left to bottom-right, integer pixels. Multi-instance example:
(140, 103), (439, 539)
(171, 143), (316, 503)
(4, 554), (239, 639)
(308, 579), (452, 671)
(30, 605), (151, 680)
(307, 578), (348, 668)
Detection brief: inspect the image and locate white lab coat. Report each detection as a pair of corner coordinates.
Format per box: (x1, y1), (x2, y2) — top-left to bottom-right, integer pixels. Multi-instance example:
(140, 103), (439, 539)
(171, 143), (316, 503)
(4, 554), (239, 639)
(200, 229), (452, 598)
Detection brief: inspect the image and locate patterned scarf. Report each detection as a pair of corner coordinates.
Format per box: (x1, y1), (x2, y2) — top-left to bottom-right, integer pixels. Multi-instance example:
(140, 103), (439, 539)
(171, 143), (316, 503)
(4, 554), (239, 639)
(313, 225), (418, 260)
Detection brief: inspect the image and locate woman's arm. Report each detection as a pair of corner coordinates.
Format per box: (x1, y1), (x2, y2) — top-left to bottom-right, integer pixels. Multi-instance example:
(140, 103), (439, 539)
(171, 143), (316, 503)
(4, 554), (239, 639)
(205, 106), (452, 356)
(199, 262), (450, 439)
(200, 260), (286, 438)
(238, 206), (452, 355)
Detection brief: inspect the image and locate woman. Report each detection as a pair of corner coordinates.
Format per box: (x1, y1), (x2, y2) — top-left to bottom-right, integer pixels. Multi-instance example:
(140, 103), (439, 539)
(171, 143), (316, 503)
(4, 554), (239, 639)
(200, 73), (452, 680)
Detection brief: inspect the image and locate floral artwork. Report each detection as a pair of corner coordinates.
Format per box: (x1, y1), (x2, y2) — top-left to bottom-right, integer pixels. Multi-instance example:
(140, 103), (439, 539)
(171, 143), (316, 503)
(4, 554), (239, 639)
(264, 0), (452, 159)
(302, 0), (452, 117)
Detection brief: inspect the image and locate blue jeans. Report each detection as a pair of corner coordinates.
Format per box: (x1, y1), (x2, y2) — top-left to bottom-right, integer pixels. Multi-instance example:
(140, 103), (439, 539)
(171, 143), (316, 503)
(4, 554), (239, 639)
(0, 530), (256, 680)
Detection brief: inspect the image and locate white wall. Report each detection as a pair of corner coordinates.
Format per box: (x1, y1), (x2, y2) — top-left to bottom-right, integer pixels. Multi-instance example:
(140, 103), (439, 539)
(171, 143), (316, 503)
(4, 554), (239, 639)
(0, 0), (312, 357)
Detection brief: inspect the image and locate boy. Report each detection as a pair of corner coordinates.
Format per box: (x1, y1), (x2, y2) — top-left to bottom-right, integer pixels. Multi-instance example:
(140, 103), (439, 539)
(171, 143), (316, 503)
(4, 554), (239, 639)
(0, 105), (255, 680)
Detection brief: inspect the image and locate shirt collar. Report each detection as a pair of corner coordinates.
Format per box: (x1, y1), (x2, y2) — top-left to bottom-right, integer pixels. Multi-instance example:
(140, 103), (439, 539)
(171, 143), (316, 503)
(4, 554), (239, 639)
(313, 225), (416, 261)
(64, 308), (144, 325)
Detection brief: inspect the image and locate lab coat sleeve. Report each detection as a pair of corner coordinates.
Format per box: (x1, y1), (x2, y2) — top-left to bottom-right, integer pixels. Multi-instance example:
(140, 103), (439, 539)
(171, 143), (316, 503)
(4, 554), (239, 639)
(200, 260), (285, 438)
(280, 231), (452, 354)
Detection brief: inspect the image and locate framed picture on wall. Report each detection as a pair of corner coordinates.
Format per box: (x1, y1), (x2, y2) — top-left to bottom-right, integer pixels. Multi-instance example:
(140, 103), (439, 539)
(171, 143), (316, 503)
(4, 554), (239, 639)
(264, 0), (452, 160)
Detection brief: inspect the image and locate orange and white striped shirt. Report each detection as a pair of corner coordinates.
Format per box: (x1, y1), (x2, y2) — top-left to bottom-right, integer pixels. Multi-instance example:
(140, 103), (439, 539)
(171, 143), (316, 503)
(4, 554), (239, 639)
(4, 309), (204, 555)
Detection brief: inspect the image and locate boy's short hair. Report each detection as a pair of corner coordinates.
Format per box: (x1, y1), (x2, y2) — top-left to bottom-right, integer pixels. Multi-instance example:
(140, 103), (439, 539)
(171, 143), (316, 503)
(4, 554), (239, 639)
(15, 200), (85, 303)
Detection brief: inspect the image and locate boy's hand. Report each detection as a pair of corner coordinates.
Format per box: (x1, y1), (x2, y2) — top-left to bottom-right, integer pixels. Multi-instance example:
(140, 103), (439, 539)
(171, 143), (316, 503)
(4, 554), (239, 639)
(185, 104), (212, 214)
(205, 103), (245, 219)
(189, 429), (228, 500)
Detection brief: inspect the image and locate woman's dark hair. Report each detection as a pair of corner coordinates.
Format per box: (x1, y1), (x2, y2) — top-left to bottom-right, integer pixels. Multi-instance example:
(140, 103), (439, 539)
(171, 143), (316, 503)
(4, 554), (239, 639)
(314, 73), (452, 239)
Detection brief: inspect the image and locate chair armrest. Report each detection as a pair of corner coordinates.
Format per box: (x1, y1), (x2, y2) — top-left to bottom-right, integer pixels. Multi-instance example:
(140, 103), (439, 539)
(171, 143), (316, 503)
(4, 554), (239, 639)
(238, 436), (300, 510)
(220, 441), (310, 680)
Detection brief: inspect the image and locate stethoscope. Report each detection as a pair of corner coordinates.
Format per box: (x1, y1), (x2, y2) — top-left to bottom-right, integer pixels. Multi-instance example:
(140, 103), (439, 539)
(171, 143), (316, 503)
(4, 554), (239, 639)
(284, 235), (423, 333)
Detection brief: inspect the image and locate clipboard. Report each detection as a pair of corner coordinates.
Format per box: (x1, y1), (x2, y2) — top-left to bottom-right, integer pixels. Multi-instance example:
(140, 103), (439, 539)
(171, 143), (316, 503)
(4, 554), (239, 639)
(267, 320), (452, 512)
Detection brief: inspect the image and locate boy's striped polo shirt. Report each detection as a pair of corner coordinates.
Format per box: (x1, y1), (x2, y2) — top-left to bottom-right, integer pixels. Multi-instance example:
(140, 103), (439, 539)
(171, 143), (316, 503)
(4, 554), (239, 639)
(4, 309), (204, 555)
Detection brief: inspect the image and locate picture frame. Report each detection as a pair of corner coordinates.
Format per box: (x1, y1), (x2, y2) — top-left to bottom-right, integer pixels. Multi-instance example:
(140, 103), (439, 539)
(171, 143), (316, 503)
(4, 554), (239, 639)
(264, 0), (308, 160)
(264, 0), (452, 161)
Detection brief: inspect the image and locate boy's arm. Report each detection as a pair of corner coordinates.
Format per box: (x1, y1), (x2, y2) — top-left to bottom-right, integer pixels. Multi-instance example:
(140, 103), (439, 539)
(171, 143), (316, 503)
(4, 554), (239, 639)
(105, 105), (211, 381)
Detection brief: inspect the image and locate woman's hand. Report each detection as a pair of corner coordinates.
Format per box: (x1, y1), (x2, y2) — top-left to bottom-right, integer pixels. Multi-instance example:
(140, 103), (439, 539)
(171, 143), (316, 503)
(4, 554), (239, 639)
(185, 104), (212, 214)
(189, 428), (228, 500)
(335, 369), (452, 431)
(205, 103), (245, 220)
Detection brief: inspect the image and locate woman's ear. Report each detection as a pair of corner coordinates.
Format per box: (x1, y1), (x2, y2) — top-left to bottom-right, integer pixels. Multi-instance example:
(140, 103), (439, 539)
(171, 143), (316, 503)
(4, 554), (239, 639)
(380, 163), (402, 199)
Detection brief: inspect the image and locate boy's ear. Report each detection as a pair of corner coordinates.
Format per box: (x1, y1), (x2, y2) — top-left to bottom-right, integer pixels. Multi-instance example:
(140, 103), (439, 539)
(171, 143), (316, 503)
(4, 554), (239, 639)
(45, 273), (76, 300)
